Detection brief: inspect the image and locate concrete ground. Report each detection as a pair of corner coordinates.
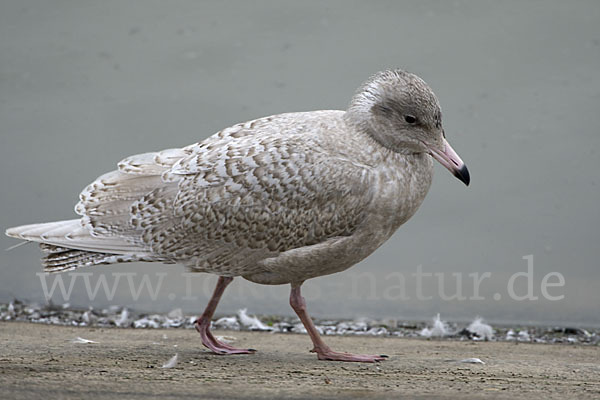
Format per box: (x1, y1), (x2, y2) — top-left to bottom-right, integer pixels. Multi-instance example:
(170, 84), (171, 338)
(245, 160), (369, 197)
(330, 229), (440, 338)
(0, 322), (599, 399)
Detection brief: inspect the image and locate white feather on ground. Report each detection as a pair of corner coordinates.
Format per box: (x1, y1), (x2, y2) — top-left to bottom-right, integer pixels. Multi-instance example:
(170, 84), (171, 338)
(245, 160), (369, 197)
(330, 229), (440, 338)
(518, 330), (531, 341)
(214, 335), (237, 344)
(459, 358), (485, 364)
(466, 317), (494, 340)
(214, 316), (240, 330)
(420, 314), (450, 338)
(161, 353), (178, 369)
(114, 308), (130, 327)
(237, 308), (273, 331)
(72, 337), (98, 344)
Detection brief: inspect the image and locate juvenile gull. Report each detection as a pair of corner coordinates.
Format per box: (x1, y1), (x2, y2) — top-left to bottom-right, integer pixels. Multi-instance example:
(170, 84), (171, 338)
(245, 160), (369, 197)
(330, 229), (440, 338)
(6, 69), (469, 362)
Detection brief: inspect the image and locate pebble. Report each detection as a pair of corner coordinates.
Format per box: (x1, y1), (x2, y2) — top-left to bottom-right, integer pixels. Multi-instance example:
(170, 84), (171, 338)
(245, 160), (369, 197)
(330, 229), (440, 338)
(1, 300), (597, 345)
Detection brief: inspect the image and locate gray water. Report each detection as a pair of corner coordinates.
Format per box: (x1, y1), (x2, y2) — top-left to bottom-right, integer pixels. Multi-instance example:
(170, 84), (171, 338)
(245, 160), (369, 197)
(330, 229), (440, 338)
(1, 0), (598, 327)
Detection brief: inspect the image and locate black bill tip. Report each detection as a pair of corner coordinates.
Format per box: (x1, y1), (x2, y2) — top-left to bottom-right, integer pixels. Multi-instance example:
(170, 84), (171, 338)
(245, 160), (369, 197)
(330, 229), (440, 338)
(454, 165), (470, 186)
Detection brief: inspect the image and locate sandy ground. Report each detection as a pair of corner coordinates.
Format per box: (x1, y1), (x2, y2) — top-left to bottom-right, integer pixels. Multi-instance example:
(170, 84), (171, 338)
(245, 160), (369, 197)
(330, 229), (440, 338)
(0, 322), (598, 399)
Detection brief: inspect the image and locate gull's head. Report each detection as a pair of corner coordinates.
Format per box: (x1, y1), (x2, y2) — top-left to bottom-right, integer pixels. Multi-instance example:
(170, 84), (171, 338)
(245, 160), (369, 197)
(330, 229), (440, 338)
(346, 69), (470, 186)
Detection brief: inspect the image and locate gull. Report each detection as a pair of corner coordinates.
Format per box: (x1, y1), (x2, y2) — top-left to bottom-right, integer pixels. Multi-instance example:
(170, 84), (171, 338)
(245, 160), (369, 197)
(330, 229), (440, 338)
(6, 69), (469, 362)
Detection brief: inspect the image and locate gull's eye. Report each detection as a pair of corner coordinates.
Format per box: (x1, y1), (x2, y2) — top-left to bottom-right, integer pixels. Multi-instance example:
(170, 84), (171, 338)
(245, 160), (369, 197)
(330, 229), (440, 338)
(404, 115), (417, 124)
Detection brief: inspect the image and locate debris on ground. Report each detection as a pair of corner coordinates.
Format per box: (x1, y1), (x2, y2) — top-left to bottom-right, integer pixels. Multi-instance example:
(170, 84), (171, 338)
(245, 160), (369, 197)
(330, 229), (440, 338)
(1, 300), (598, 345)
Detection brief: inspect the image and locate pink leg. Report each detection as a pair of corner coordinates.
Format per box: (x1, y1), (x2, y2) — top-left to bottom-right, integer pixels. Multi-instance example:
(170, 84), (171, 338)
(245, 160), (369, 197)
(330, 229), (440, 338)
(289, 284), (388, 363)
(195, 276), (256, 355)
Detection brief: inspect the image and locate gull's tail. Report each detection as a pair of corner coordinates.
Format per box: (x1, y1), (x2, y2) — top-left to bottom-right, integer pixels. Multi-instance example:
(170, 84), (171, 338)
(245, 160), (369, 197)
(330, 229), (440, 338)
(5, 220), (155, 273)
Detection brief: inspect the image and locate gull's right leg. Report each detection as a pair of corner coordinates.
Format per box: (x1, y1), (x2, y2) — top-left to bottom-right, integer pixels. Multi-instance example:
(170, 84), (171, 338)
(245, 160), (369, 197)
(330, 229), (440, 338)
(289, 283), (387, 362)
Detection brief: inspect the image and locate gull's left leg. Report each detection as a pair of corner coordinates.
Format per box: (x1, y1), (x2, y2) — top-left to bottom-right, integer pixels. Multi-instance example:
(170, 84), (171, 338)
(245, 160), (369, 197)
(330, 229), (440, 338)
(289, 282), (388, 362)
(195, 276), (256, 355)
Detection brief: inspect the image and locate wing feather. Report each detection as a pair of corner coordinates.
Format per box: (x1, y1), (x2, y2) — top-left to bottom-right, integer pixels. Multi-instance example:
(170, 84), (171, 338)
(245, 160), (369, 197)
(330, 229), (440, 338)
(8, 111), (375, 276)
(131, 112), (376, 275)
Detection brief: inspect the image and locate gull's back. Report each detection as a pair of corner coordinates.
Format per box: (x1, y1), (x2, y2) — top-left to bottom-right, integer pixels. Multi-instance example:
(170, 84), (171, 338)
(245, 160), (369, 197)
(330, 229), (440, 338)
(6, 110), (382, 279)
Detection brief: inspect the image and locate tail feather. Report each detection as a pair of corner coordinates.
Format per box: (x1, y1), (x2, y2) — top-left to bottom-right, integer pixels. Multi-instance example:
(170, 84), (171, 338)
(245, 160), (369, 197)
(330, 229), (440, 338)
(6, 220), (155, 272)
(5, 147), (190, 272)
(6, 220), (148, 254)
(40, 244), (146, 273)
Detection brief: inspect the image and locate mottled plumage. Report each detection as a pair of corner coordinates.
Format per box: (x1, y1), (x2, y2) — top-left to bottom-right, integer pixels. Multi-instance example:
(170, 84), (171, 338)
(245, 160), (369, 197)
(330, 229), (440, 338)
(6, 70), (469, 362)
